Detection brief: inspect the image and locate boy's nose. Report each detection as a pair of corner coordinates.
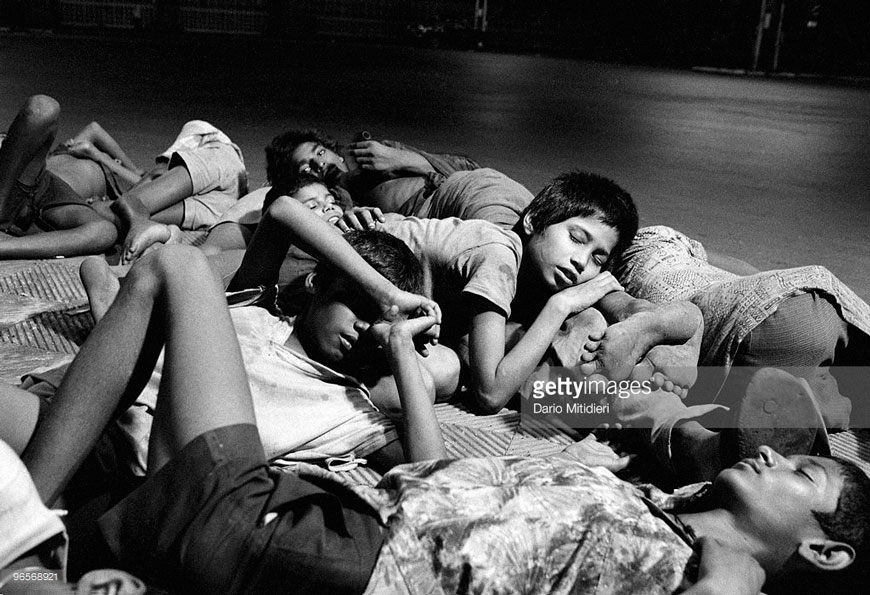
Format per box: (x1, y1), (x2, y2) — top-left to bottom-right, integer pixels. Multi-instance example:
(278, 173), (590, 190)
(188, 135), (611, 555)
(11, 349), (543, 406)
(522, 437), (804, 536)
(757, 445), (778, 467)
(571, 251), (590, 272)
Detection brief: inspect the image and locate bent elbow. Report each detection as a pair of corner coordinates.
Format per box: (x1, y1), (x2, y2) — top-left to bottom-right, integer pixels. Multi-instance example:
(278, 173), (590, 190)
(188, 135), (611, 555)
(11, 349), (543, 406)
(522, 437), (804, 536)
(471, 388), (507, 415)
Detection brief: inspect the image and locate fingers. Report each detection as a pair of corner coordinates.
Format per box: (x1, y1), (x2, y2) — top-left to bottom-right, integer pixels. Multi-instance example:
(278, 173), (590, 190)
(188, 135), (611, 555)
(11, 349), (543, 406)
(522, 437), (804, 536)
(422, 299), (441, 323)
(77, 569), (146, 595)
(338, 208), (385, 232)
(401, 314), (440, 336)
(359, 208), (376, 229)
(600, 453), (633, 472)
(590, 271), (623, 294)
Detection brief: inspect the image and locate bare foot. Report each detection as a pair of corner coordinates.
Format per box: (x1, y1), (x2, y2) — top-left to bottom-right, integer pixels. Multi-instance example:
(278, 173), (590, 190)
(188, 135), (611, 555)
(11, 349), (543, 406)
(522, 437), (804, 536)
(139, 224), (184, 259)
(122, 220), (172, 264)
(551, 307), (608, 367)
(80, 256), (121, 322)
(630, 337), (701, 399)
(578, 301), (702, 385)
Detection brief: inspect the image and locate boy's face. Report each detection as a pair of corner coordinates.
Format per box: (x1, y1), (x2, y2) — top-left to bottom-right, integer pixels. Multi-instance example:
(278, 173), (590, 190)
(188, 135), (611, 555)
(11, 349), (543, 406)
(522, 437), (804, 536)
(523, 214), (619, 292)
(297, 275), (382, 371)
(715, 447), (844, 548)
(291, 141), (348, 176)
(293, 182), (343, 225)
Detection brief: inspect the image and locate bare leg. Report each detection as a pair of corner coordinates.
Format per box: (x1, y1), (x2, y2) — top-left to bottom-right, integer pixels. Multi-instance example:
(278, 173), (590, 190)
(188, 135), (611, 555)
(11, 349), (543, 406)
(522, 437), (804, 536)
(579, 293), (702, 393)
(0, 382), (42, 454)
(138, 224), (185, 259)
(79, 256), (122, 322)
(111, 166), (192, 264)
(21, 246), (253, 504)
(0, 95), (59, 222)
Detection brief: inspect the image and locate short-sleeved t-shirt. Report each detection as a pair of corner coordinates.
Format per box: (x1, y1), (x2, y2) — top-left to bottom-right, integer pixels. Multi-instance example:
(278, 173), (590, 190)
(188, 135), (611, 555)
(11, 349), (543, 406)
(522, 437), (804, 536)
(382, 217), (522, 345)
(114, 306), (397, 475)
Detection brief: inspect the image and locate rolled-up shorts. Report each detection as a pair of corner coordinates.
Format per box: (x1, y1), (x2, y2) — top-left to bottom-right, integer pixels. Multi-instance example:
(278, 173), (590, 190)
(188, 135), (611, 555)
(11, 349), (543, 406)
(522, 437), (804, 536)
(169, 141), (247, 229)
(98, 423), (384, 595)
(4, 170), (93, 234)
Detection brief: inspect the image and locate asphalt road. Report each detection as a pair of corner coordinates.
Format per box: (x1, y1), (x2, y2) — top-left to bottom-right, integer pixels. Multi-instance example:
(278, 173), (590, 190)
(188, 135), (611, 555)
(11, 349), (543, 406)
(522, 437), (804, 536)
(2, 33), (868, 300)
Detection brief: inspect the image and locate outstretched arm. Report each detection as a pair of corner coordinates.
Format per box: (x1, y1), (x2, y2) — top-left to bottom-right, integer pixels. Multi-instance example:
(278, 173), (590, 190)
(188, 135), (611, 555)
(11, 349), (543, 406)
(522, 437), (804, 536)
(64, 140), (142, 187)
(230, 195), (440, 323)
(467, 272), (622, 414)
(67, 121), (143, 175)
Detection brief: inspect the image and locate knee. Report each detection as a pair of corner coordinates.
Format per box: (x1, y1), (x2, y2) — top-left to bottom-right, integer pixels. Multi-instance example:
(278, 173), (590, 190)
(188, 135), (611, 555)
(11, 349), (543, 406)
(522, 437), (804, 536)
(741, 293), (845, 367)
(151, 245), (212, 278)
(427, 345), (461, 400)
(81, 121), (104, 138)
(22, 95), (60, 128)
(127, 245), (212, 293)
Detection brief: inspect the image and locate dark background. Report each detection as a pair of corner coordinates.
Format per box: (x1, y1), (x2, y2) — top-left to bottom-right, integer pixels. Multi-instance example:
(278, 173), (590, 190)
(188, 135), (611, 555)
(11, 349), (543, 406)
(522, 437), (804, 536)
(1, 2), (868, 301)
(3, 1), (870, 75)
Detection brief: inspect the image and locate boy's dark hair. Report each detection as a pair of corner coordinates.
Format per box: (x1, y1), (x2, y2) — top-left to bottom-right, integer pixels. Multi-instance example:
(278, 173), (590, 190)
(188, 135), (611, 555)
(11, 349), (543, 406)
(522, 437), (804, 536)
(316, 230), (424, 296)
(265, 129), (338, 190)
(778, 457), (870, 595)
(810, 458), (870, 588)
(519, 171), (639, 265)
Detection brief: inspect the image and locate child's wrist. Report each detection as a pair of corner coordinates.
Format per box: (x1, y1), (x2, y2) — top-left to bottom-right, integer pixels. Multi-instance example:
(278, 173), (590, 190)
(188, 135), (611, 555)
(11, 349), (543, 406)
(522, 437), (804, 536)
(388, 329), (415, 352)
(546, 293), (573, 319)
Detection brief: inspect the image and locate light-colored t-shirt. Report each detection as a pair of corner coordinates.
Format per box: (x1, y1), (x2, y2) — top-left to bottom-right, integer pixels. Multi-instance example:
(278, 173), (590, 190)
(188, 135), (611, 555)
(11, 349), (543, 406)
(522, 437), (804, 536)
(382, 217), (522, 344)
(115, 306), (397, 475)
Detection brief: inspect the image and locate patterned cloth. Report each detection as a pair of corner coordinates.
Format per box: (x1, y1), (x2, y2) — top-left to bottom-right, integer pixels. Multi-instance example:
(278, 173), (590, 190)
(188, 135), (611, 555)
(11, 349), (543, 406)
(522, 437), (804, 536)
(616, 226), (870, 370)
(344, 456), (701, 595)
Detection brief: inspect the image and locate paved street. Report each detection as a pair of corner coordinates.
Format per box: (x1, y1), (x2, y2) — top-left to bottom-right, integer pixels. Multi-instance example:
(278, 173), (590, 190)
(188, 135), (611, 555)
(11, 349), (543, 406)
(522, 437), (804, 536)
(2, 33), (868, 299)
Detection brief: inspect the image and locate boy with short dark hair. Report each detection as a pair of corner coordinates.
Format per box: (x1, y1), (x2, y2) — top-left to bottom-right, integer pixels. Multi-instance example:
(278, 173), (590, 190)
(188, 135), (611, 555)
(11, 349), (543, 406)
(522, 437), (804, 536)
(279, 127), (533, 230)
(77, 228), (453, 475)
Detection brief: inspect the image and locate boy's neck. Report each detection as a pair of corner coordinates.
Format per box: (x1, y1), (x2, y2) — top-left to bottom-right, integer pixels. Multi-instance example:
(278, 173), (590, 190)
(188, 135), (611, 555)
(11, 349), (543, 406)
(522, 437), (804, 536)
(679, 509), (773, 570)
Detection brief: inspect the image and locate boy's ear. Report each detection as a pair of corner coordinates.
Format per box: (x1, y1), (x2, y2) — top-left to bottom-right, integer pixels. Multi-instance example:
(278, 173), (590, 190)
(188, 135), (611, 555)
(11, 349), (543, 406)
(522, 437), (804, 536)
(797, 538), (856, 571)
(522, 212), (535, 236)
(304, 272), (318, 294)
